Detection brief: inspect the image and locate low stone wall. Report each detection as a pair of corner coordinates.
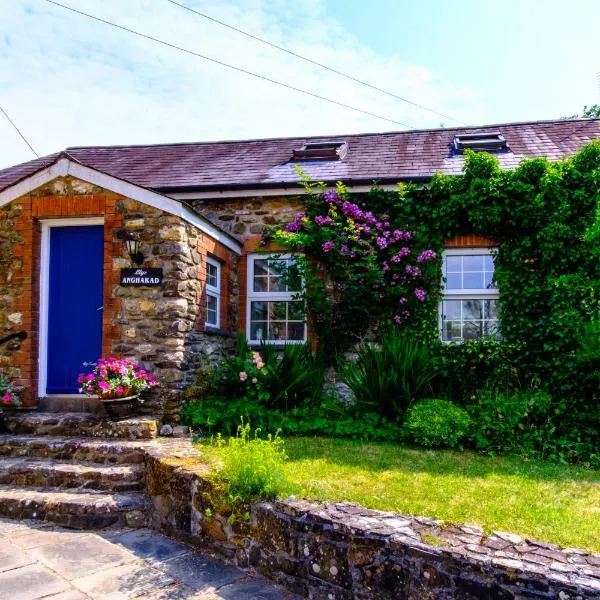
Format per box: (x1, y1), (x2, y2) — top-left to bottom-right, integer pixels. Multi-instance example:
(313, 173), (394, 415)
(145, 447), (600, 600)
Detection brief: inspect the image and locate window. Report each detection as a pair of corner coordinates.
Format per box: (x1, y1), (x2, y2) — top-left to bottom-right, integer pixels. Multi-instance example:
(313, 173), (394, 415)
(291, 140), (347, 161)
(440, 248), (500, 341)
(205, 257), (220, 328)
(453, 132), (508, 154)
(247, 254), (306, 344)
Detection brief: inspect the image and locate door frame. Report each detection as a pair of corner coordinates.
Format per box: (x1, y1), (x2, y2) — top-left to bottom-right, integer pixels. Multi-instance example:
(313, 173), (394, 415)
(38, 217), (105, 397)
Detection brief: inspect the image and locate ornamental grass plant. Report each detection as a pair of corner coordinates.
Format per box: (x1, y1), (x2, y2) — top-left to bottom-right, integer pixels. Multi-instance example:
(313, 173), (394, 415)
(342, 328), (440, 422)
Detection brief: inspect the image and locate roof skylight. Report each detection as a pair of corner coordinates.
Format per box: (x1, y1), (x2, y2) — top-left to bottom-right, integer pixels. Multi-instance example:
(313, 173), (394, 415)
(291, 140), (348, 161)
(453, 132), (509, 154)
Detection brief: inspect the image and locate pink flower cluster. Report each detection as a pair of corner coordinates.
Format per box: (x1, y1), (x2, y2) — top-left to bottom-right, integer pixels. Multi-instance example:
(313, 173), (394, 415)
(78, 357), (158, 399)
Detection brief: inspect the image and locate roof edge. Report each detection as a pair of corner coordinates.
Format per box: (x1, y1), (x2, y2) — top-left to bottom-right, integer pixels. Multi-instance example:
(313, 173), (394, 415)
(64, 118), (600, 151)
(0, 157), (242, 254)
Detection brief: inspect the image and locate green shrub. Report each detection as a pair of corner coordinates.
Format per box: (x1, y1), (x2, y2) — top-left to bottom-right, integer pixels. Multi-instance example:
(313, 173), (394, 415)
(182, 395), (403, 442)
(467, 389), (552, 453)
(403, 399), (472, 448)
(435, 338), (522, 402)
(208, 332), (325, 411)
(343, 328), (439, 421)
(210, 421), (288, 505)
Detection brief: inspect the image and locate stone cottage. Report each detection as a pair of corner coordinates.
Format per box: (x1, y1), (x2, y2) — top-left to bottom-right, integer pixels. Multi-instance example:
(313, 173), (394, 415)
(1, 119), (599, 420)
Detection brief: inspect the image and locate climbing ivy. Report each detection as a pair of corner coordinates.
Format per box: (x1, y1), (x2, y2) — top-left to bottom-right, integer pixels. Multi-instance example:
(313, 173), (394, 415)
(266, 143), (600, 405)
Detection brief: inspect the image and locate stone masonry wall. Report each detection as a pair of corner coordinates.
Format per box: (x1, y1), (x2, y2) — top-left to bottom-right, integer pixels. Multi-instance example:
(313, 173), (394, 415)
(191, 195), (303, 240)
(116, 198), (238, 420)
(146, 450), (600, 600)
(0, 176), (238, 418)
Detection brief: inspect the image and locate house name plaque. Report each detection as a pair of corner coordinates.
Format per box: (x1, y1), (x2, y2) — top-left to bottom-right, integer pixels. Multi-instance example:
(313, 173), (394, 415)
(120, 268), (163, 287)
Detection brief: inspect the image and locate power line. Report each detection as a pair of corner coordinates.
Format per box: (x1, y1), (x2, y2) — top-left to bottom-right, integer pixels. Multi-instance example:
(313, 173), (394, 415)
(0, 104), (39, 158)
(41, 0), (416, 129)
(166, 0), (467, 126)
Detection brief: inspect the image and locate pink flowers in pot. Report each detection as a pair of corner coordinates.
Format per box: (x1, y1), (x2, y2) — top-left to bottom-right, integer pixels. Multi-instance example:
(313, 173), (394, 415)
(78, 357), (158, 400)
(0, 371), (21, 407)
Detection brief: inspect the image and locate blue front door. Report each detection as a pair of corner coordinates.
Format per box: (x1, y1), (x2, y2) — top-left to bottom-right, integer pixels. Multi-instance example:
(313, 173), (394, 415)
(46, 225), (104, 394)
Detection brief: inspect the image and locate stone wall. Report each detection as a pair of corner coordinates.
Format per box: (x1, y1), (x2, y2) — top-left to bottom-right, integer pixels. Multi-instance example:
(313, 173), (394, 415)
(191, 195), (303, 240)
(0, 201), (26, 386)
(146, 450), (600, 600)
(0, 176), (238, 418)
(114, 199), (238, 420)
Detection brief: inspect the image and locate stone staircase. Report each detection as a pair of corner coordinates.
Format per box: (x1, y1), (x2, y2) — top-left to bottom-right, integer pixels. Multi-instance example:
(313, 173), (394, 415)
(0, 412), (158, 529)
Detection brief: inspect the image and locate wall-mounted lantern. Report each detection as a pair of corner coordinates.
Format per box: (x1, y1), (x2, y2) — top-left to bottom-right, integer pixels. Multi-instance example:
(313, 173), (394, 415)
(124, 234), (144, 266)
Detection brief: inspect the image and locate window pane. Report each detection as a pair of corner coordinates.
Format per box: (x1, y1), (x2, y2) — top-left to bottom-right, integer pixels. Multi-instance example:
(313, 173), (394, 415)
(250, 322), (266, 341)
(286, 263), (302, 292)
(442, 321), (461, 342)
(446, 256), (462, 272)
(268, 322), (287, 340)
(253, 276), (268, 292)
(207, 263), (218, 288)
(254, 259), (269, 277)
(463, 255), (484, 271)
(288, 301), (305, 320)
(442, 300), (461, 320)
(206, 294), (218, 311)
(484, 321), (500, 337)
(463, 300), (483, 320)
(485, 300), (499, 319)
(445, 273), (462, 289)
(484, 255), (495, 271)
(463, 321), (483, 339)
(463, 271), (484, 289)
(268, 275), (287, 292)
(251, 301), (267, 321)
(269, 302), (287, 320)
(206, 309), (217, 326)
(484, 271), (495, 289)
(287, 322), (305, 340)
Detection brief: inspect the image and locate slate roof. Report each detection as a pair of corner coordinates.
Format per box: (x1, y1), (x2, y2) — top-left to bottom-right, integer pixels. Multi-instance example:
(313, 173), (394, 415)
(1, 119), (599, 194)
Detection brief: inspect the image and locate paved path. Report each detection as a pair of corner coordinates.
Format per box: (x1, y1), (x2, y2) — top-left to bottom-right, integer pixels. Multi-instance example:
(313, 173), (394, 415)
(0, 519), (298, 600)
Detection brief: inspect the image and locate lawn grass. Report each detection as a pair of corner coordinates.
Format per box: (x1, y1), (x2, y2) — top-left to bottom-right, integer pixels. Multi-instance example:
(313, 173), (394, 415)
(278, 437), (600, 552)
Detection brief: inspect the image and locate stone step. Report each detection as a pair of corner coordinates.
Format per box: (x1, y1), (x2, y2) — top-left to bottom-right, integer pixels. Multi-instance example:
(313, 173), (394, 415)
(3, 412), (158, 440)
(0, 457), (145, 492)
(0, 435), (150, 464)
(0, 485), (148, 529)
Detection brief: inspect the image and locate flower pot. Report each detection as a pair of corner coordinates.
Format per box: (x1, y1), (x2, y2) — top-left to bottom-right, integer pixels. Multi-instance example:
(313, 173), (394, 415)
(100, 395), (140, 421)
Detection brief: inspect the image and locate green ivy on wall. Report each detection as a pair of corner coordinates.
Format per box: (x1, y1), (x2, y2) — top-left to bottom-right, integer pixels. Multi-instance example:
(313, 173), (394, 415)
(266, 142), (600, 404)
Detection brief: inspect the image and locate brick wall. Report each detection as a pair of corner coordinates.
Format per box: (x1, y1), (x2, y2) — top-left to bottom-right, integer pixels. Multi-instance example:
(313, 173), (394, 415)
(444, 234), (497, 248)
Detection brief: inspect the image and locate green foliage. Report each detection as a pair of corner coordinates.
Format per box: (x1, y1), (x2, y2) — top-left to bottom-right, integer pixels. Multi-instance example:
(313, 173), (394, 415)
(264, 141), (600, 464)
(467, 389), (552, 453)
(206, 332), (325, 412)
(403, 399), (472, 448)
(343, 329), (440, 421)
(564, 104), (600, 119)
(435, 338), (522, 401)
(209, 421), (288, 504)
(266, 175), (440, 361)
(0, 370), (21, 407)
(182, 394), (403, 442)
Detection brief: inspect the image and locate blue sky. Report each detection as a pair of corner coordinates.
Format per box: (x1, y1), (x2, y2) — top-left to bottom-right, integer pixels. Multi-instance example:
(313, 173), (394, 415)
(1, 0), (599, 168)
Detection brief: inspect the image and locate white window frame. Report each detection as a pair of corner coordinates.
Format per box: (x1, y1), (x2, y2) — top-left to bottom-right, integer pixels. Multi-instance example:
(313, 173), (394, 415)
(205, 257), (221, 328)
(246, 253), (307, 345)
(439, 247), (500, 342)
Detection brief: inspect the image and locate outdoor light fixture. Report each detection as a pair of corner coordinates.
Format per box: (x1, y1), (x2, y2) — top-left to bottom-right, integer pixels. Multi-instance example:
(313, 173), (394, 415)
(124, 235), (144, 265)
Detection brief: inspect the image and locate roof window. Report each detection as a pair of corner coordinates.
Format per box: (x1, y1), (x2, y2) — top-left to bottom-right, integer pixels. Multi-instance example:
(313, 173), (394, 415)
(453, 132), (508, 154)
(291, 140), (347, 161)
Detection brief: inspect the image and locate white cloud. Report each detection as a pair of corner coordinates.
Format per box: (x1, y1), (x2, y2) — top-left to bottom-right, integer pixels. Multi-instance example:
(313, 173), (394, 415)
(0, 0), (482, 168)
